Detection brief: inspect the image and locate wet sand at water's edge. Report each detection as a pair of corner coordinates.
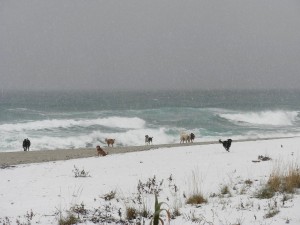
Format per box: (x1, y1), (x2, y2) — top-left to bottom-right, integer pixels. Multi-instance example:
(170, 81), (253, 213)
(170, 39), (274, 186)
(0, 137), (295, 167)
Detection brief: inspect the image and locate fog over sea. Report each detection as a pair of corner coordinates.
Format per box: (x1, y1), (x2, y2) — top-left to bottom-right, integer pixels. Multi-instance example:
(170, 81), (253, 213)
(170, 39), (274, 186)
(0, 90), (299, 152)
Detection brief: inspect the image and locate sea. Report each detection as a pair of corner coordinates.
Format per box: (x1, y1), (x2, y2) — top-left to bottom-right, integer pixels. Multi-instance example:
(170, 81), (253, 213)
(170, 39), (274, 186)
(0, 89), (300, 152)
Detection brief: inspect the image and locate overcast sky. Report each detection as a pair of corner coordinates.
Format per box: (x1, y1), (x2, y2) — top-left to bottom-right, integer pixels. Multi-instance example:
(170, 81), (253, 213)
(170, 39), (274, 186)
(1, 0), (300, 91)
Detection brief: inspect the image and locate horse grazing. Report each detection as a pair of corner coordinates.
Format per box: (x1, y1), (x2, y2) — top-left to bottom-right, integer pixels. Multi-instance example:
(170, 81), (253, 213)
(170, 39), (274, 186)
(105, 138), (115, 147)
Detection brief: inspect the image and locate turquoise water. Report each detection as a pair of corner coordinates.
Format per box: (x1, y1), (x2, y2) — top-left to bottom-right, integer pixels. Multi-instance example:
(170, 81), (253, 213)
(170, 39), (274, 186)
(0, 90), (299, 152)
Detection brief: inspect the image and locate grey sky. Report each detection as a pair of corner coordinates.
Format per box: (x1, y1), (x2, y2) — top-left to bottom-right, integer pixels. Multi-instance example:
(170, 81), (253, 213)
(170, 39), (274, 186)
(1, 0), (300, 91)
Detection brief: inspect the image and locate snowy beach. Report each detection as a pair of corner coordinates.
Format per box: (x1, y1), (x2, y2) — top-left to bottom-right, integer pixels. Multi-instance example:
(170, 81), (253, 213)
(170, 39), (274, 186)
(1, 137), (300, 225)
(2, 1), (300, 224)
(0, 137), (293, 166)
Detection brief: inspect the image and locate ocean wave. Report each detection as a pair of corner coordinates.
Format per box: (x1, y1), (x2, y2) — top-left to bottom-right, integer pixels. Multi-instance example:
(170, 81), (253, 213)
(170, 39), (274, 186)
(219, 110), (299, 126)
(1, 123), (300, 152)
(0, 125), (199, 151)
(0, 127), (178, 151)
(7, 108), (29, 111)
(0, 116), (146, 132)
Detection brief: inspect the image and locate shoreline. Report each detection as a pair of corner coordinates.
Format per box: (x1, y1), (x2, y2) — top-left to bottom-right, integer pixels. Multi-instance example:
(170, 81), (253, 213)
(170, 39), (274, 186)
(0, 136), (297, 167)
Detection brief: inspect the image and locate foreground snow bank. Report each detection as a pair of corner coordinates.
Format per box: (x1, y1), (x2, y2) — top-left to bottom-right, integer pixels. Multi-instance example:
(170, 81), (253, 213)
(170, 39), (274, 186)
(0, 137), (300, 225)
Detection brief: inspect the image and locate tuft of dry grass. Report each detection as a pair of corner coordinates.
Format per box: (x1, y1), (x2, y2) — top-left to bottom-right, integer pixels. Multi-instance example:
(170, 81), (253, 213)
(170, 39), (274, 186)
(270, 162), (300, 193)
(256, 161), (300, 199)
(186, 194), (207, 205)
(220, 185), (231, 196)
(267, 174), (281, 192)
(171, 198), (182, 219)
(126, 206), (137, 220)
(185, 169), (207, 205)
(58, 214), (78, 225)
(283, 165), (300, 193)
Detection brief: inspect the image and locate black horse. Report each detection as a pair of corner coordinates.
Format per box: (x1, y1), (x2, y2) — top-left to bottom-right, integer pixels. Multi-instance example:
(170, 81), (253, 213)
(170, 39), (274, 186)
(23, 138), (31, 151)
(219, 139), (232, 152)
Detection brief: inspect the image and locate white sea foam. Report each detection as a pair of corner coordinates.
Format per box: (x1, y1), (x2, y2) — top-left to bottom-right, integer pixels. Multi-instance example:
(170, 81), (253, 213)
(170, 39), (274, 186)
(1, 109), (300, 152)
(219, 110), (299, 126)
(0, 127), (180, 151)
(0, 116), (146, 132)
(1, 125), (299, 152)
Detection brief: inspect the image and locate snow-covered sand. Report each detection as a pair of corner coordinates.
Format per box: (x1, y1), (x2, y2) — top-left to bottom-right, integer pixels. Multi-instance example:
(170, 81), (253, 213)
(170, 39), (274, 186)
(1, 137), (300, 225)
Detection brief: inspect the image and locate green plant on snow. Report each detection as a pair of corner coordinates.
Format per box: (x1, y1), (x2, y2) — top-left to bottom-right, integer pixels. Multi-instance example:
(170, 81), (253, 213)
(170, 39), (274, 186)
(149, 194), (170, 225)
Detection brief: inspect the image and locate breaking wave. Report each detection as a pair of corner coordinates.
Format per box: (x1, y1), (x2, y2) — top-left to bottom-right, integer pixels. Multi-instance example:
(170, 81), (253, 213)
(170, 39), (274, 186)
(219, 110), (299, 126)
(0, 117), (146, 132)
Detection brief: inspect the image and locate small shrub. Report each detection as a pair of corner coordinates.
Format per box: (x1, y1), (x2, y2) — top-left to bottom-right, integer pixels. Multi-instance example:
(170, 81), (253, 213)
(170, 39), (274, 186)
(137, 176), (163, 195)
(171, 207), (181, 219)
(168, 174), (179, 193)
(72, 165), (90, 178)
(264, 208), (279, 218)
(244, 179), (253, 185)
(5, 210), (35, 225)
(239, 186), (247, 195)
(139, 204), (150, 218)
(102, 190), (116, 201)
(89, 204), (116, 224)
(186, 194), (207, 205)
(281, 193), (292, 206)
(209, 192), (217, 197)
(184, 210), (201, 223)
(183, 211), (209, 223)
(171, 198), (182, 219)
(126, 206), (137, 220)
(71, 202), (88, 216)
(0, 217), (12, 225)
(220, 185), (231, 196)
(58, 214), (78, 225)
(255, 186), (275, 199)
